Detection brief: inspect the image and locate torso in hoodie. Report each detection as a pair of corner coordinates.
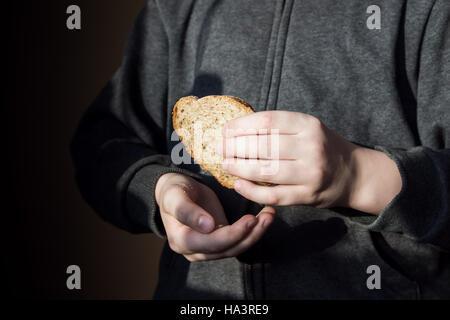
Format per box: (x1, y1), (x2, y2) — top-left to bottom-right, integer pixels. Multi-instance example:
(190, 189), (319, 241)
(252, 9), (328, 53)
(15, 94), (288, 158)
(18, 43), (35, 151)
(149, 0), (450, 299)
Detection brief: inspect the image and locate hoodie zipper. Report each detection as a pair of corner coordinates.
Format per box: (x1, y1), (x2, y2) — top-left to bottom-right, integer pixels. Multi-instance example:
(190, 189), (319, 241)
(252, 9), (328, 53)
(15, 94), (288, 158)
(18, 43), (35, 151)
(244, 0), (294, 301)
(258, 0), (294, 111)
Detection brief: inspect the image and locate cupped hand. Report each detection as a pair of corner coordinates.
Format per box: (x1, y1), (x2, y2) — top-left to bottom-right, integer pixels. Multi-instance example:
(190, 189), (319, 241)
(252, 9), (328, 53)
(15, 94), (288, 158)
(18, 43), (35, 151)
(155, 173), (276, 261)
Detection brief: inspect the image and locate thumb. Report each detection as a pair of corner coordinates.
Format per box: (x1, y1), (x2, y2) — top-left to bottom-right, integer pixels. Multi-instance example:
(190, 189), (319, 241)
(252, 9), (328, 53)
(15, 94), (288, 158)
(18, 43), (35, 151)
(165, 185), (216, 233)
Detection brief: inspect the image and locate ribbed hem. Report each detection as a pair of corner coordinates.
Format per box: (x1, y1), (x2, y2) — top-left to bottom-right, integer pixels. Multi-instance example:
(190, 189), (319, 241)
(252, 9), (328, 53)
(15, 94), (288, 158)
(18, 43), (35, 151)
(126, 160), (202, 238)
(348, 145), (448, 247)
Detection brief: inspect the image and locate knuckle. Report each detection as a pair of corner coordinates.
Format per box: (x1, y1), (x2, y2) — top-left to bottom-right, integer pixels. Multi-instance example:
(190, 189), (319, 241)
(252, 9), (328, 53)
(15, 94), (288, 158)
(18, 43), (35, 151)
(266, 191), (280, 205)
(165, 183), (182, 197)
(308, 115), (323, 131)
(168, 228), (190, 254)
(163, 185), (183, 210)
(167, 236), (181, 253)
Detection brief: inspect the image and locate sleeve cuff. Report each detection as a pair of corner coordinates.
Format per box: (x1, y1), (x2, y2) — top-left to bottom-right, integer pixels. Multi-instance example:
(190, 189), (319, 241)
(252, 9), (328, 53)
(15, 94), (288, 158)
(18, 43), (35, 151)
(347, 146), (449, 246)
(126, 156), (202, 238)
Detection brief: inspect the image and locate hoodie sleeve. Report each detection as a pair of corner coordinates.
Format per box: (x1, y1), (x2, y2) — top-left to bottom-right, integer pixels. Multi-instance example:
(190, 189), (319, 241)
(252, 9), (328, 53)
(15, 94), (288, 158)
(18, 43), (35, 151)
(70, 0), (200, 237)
(350, 0), (450, 251)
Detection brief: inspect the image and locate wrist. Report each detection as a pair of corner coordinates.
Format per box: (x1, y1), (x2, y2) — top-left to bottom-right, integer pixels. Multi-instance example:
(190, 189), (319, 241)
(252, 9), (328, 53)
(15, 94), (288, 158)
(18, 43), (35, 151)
(347, 146), (402, 215)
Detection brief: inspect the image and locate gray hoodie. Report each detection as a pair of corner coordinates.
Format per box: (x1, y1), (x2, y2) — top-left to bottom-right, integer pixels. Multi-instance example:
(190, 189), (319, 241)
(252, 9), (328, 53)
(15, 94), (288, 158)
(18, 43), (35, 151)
(71, 0), (450, 299)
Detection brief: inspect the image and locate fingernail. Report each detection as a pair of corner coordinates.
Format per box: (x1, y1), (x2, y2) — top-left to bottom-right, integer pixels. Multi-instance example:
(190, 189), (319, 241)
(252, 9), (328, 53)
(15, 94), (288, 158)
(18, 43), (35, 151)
(198, 215), (213, 232)
(234, 180), (241, 190)
(247, 219), (257, 229)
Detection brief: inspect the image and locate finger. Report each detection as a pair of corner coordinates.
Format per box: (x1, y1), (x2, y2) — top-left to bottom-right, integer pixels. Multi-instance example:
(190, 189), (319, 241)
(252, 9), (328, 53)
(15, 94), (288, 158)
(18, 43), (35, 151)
(234, 179), (309, 206)
(164, 185), (215, 233)
(223, 111), (310, 137)
(182, 214), (258, 254)
(222, 158), (304, 184)
(185, 207), (277, 261)
(218, 134), (300, 160)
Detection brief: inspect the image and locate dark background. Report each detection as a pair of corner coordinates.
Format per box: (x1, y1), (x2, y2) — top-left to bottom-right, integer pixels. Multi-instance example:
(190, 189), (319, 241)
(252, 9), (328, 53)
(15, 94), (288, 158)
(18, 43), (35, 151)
(4, 0), (165, 299)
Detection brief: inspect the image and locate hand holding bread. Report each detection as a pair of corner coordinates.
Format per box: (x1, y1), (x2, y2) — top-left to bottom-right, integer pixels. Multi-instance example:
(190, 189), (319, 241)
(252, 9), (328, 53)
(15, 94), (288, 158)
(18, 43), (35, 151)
(172, 94), (401, 214)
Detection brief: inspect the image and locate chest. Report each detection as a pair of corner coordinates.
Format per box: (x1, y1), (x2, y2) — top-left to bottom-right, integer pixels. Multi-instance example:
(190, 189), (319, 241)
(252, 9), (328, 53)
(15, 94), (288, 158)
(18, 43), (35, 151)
(169, 0), (422, 147)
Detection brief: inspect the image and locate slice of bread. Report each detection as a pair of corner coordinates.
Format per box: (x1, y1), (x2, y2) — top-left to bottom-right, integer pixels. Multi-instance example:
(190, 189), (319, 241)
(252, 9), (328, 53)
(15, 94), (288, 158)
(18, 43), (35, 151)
(173, 95), (254, 188)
